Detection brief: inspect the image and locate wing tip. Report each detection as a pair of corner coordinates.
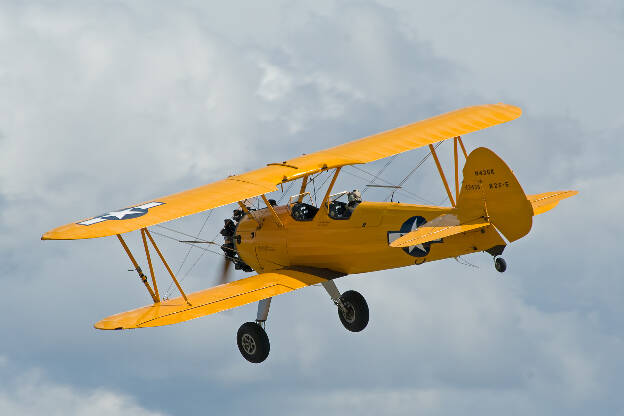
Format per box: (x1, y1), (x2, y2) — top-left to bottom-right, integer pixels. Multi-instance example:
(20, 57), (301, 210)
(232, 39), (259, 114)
(529, 189), (578, 216)
(41, 231), (74, 241)
(94, 320), (130, 330)
(41, 231), (66, 240)
(493, 102), (522, 118)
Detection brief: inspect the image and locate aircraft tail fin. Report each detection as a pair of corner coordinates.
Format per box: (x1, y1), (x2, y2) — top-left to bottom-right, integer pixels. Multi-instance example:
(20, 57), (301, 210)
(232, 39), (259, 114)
(457, 147), (533, 242)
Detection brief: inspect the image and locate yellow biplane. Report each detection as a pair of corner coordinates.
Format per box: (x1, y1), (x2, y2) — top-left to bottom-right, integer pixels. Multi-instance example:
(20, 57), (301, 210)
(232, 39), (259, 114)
(42, 103), (576, 363)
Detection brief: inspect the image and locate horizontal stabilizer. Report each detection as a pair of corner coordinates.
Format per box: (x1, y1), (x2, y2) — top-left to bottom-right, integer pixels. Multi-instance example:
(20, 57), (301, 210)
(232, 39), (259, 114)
(390, 214), (489, 248)
(528, 190), (578, 216)
(95, 268), (330, 330)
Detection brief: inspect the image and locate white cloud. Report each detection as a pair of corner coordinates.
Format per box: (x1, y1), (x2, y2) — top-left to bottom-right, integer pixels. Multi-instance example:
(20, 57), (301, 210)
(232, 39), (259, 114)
(0, 359), (166, 416)
(256, 62), (293, 102)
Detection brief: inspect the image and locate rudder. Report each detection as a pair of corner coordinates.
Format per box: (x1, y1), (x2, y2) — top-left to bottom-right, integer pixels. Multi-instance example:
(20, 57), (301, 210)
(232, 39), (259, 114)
(457, 147), (532, 242)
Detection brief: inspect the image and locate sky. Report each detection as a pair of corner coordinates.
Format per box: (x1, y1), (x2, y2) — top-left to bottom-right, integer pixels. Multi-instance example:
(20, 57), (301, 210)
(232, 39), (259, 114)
(1, 0), (623, 414)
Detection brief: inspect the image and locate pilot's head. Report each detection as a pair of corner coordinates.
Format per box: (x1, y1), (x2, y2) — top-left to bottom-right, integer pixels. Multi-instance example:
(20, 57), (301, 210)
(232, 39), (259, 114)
(348, 190), (362, 204)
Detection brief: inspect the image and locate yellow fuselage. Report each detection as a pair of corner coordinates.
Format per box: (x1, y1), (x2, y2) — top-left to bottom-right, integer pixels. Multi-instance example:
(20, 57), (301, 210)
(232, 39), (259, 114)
(235, 201), (506, 275)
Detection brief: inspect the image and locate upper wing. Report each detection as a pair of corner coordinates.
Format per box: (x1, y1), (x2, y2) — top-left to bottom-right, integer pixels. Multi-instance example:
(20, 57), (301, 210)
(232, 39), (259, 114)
(94, 268), (336, 330)
(42, 177), (276, 240)
(389, 213), (489, 247)
(305, 103), (520, 167)
(43, 103), (521, 240)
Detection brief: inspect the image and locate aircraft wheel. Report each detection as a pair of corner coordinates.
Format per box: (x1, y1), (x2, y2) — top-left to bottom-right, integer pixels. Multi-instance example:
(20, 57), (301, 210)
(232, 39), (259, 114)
(237, 322), (270, 363)
(338, 290), (369, 332)
(494, 257), (507, 273)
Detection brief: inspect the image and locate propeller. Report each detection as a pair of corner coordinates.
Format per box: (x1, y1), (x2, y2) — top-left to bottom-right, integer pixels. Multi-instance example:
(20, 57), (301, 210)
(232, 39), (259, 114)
(217, 218), (238, 284)
(178, 239), (219, 245)
(218, 255), (233, 285)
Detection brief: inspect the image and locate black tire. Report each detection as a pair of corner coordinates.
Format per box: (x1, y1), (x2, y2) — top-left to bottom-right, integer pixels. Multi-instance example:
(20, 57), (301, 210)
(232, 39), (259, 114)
(337, 290), (369, 332)
(495, 257), (507, 273)
(237, 322), (270, 363)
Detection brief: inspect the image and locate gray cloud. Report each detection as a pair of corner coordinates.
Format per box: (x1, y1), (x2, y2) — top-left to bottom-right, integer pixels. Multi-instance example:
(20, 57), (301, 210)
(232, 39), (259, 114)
(0, 355), (166, 415)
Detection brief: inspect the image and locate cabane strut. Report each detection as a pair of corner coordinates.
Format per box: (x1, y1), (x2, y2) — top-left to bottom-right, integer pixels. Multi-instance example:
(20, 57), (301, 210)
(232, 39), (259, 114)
(429, 136), (469, 207)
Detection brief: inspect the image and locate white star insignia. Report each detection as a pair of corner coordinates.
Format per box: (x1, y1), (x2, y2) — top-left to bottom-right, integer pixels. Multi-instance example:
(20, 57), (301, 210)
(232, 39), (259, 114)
(77, 202), (165, 226)
(104, 208), (144, 219)
(408, 243), (427, 253)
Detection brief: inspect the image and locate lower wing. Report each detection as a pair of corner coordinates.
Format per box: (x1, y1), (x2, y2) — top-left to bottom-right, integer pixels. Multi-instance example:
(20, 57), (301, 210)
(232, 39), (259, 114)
(95, 268), (340, 330)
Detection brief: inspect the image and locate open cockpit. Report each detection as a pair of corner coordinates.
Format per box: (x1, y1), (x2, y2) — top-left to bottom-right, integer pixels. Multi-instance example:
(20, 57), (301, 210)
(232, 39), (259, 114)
(287, 189), (362, 221)
(287, 192), (319, 221)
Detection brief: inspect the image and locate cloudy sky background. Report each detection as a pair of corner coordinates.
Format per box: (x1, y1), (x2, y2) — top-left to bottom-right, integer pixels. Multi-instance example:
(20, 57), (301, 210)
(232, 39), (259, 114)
(1, 0), (623, 414)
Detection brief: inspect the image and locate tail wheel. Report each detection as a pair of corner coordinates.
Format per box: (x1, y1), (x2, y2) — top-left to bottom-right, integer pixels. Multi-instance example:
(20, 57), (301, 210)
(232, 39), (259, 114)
(237, 322), (270, 363)
(494, 257), (507, 273)
(338, 290), (369, 332)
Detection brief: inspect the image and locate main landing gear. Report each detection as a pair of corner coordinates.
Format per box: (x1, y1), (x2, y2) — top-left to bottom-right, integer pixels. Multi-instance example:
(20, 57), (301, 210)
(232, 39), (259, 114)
(236, 298), (272, 363)
(322, 280), (369, 332)
(237, 322), (270, 363)
(236, 282), (369, 363)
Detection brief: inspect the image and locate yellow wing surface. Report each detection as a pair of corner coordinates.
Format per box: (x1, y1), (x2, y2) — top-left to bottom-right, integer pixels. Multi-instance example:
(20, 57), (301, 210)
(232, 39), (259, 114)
(528, 191), (578, 216)
(43, 103), (521, 240)
(95, 268), (330, 330)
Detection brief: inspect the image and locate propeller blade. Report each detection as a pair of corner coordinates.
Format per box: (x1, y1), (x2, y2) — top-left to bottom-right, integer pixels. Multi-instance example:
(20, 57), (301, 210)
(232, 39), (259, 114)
(179, 240), (218, 245)
(218, 257), (232, 285)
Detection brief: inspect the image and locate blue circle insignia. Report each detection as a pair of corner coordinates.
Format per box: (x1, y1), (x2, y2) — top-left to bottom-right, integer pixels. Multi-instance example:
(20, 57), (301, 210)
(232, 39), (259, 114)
(387, 216), (440, 258)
